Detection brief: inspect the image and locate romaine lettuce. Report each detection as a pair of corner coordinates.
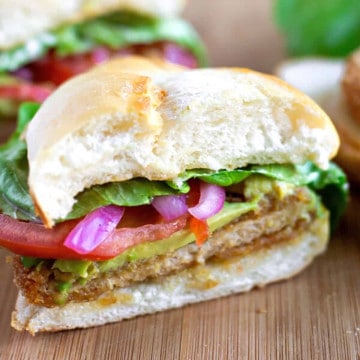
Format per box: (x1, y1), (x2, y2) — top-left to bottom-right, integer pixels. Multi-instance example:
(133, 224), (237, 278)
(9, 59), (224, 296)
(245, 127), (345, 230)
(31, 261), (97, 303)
(0, 102), (39, 220)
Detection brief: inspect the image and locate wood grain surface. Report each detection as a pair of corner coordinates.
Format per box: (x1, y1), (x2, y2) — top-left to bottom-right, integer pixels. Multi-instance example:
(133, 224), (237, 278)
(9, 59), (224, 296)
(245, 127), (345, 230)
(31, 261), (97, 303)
(1, 1), (360, 359)
(183, 0), (286, 71)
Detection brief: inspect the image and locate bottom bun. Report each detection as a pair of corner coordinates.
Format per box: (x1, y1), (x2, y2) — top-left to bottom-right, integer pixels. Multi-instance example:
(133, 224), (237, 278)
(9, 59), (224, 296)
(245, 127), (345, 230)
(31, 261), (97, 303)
(11, 215), (328, 335)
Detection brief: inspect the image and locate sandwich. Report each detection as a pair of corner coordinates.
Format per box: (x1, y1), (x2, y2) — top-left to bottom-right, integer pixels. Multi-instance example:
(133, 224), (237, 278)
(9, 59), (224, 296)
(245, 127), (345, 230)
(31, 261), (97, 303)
(0, 57), (348, 334)
(0, 0), (206, 118)
(275, 48), (360, 183)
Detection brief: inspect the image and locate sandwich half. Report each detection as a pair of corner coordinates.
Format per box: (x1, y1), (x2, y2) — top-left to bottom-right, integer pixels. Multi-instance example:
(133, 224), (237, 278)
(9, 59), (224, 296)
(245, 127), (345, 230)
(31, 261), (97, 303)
(0, 57), (347, 334)
(0, 0), (206, 118)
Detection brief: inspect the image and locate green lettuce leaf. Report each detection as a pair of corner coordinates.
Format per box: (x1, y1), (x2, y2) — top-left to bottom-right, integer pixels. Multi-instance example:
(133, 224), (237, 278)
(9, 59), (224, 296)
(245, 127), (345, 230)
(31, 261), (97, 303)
(66, 179), (182, 220)
(0, 11), (207, 72)
(274, 0), (360, 57)
(171, 163), (348, 231)
(0, 102), (40, 220)
(296, 162), (349, 231)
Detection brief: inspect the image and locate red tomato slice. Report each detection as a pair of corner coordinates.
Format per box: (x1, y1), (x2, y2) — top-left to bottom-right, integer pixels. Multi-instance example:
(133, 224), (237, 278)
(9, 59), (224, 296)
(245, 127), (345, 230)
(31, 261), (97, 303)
(189, 216), (209, 246)
(14, 43), (198, 88)
(185, 180), (210, 246)
(25, 50), (99, 85)
(0, 215), (79, 259)
(0, 83), (52, 102)
(0, 206), (188, 261)
(89, 214), (187, 260)
(23, 47), (116, 86)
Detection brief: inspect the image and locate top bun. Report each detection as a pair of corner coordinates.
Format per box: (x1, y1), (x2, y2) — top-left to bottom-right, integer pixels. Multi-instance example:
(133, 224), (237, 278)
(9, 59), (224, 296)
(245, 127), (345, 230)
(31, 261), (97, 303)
(0, 0), (186, 50)
(26, 56), (339, 227)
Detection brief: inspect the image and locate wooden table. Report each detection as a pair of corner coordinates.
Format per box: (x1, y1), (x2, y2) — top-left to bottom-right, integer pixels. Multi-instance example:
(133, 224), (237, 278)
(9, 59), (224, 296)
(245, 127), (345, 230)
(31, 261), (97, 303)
(1, 1), (360, 359)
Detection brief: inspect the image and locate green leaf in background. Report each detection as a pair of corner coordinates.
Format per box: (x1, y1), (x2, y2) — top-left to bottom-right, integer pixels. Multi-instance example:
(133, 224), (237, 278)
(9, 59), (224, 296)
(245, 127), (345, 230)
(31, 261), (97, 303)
(0, 102), (40, 220)
(0, 11), (207, 72)
(274, 0), (360, 57)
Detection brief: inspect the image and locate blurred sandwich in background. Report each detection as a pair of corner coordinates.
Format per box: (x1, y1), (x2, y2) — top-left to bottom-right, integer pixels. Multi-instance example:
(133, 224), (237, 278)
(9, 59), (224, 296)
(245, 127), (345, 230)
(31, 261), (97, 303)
(0, 0), (206, 119)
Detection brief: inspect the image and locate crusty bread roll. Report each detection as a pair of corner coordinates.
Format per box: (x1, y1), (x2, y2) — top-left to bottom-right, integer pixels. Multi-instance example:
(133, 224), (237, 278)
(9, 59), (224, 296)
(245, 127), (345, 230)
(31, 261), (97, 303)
(26, 57), (339, 227)
(11, 213), (328, 334)
(0, 0), (186, 50)
(275, 57), (360, 182)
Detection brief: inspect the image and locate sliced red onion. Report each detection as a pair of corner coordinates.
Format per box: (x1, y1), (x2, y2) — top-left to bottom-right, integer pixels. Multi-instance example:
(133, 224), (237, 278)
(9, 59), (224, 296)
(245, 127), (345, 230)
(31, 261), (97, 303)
(0, 83), (53, 102)
(188, 183), (225, 220)
(163, 43), (198, 69)
(64, 205), (124, 254)
(152, 194), (188, 221)
(92, 47), (111, 64)
(12, 68), (33, 81)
